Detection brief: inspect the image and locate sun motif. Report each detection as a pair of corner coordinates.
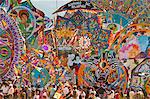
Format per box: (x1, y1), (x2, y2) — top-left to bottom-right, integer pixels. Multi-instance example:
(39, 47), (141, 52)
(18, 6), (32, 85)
(79, 36), (91, 49)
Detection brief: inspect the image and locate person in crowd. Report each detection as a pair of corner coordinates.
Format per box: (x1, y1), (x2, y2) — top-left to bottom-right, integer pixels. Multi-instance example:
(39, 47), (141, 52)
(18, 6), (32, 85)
(0, 90), (4, 99)
(0, 77), (150, 99)
(49, 84), (57, 98)
(39, 88), (48, 99)
(88, 90), (96, 99)
(107, 90), (115, 99)
(1, 82), (9, 98)
(129, 89), (135, 99)
(27, 86), (32, 99)
(80, 89), (86, 99)
(53, 86), (63, 99)
(62, 82), (70, 97)
(33, 89), (40, 99)
(8, 84), (14, 98)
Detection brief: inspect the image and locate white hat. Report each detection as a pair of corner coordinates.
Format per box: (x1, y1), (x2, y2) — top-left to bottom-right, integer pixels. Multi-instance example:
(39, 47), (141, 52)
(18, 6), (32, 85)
(9, 84), (13, 87)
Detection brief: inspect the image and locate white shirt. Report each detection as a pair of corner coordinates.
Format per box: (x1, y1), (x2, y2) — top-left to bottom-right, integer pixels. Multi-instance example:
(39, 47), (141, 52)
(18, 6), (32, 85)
(1, 85), (9, 94)
(8, 87), (14, 95)
(63, 87), (69, 96)
(33, 95), (40, 99)
(76, 89), (81, 99)
(81, 91), (86, 99)
(107, 90), (115, 99)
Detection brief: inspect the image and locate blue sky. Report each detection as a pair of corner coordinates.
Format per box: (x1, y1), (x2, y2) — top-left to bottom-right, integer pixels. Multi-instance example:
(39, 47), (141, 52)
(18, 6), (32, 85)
(28, 0), (72, 18)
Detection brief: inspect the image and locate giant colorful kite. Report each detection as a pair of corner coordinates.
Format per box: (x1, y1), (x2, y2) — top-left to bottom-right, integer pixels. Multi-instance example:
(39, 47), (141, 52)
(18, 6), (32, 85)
(0, 0), (149, 96)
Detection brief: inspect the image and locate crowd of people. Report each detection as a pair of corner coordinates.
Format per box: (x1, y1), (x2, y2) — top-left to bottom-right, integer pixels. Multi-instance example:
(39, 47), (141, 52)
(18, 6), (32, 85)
(0, 78), (148, 99)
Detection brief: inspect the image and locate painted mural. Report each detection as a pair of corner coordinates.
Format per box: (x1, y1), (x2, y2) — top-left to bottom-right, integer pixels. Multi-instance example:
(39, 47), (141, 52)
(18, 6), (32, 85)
(0, 0), (149, 98)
